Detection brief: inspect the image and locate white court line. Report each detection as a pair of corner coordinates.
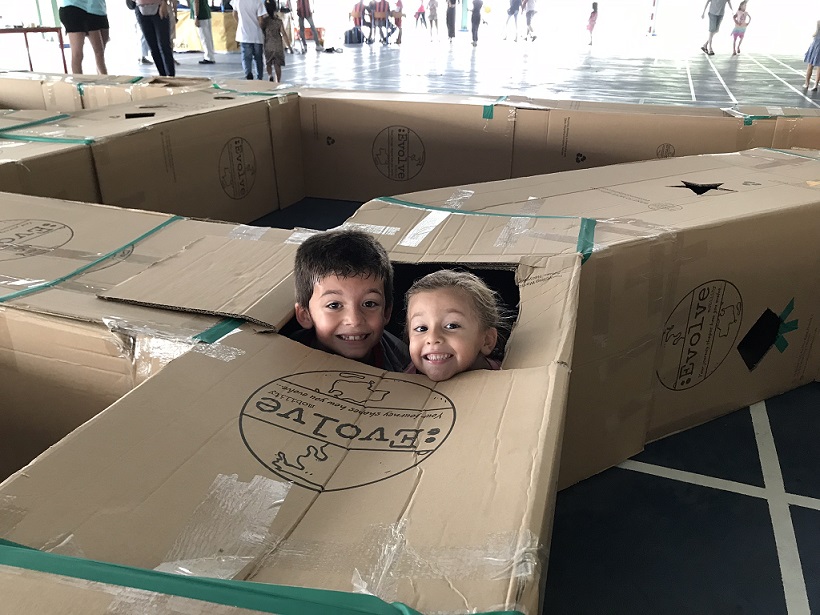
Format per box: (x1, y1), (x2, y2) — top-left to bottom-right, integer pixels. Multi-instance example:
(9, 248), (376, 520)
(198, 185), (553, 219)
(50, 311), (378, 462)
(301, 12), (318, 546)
(686, 58), (696, 102)
(750, 401), (810, 615)
(764, 54), (805, 77)
(705, 54), (737, 104)
(747, 54), (820, 108)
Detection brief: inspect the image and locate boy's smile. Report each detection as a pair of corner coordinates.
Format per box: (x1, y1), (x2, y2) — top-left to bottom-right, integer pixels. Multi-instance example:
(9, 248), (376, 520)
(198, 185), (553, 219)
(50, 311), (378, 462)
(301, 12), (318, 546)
(295, 274), (391, 361)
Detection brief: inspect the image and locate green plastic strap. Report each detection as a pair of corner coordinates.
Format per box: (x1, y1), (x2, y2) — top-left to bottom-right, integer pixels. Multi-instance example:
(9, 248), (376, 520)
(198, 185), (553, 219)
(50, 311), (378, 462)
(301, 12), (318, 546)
(0, 216), (183, 304)
(194, 317), (244, 343)
(0, 133), (95, 145)
(764, 148), (820, 162)
(775, 298), (798, 352)
(576, 217), (597, 264)
(377, 196), (578, 220)
(0, 113), (69, 133)
(211, 83), (298, 98)
(482, 96), (508, 120)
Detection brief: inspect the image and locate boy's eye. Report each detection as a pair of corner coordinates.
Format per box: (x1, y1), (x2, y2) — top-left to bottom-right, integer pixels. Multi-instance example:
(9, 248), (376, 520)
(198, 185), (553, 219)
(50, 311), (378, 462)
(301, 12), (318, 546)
(363, 300), (380, 309)
(325, 302), (342, 310)
(412, 325), (428, 333)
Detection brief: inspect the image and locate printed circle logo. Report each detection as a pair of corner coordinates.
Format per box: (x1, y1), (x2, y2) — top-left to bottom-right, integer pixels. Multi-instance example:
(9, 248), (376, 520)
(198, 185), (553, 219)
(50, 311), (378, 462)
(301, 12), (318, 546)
(240, 371), (455, 492)
(372, 126), (425, 181)
(656, 143), (676, 159)
(0, 219), (73, 262)
(219, 137), (256, 200)
(657, 280), (743, 390)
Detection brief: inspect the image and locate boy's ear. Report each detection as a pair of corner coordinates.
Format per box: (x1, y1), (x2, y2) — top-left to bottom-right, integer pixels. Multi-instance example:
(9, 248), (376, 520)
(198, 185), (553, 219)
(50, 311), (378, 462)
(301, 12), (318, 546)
(481, 327), (498, 356)
(295, 303), (314, 329)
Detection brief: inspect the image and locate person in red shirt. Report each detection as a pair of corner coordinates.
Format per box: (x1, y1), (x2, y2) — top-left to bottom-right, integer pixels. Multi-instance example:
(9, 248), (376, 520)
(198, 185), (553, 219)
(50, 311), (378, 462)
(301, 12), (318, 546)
(393, 0), (404, 43)
(296, 0), (323, 52)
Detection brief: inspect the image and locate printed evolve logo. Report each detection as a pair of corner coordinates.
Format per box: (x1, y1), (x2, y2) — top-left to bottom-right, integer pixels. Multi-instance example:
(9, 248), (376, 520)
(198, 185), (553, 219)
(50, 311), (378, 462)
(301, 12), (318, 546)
(656, 143), (675, 159)
(372, 126), (425, 181)
(0, 219), (73, 262)
(657, 280), (743, 390)
(240, 371), (455, 492)
(219, 137), (256, 199)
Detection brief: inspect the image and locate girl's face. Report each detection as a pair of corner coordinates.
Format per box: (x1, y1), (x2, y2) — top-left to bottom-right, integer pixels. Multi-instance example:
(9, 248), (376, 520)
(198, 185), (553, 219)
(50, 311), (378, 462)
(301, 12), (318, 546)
(407, 288), (497, 382)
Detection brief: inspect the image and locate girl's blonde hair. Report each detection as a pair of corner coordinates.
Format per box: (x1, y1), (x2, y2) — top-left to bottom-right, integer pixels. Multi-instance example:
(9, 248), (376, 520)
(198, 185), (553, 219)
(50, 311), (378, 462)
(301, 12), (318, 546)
(405, 270), (502, 332)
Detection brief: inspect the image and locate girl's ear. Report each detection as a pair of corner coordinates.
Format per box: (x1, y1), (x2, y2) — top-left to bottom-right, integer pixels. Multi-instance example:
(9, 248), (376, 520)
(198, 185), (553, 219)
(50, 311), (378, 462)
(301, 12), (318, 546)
(481, 327), (498, 356)
(295, 303), (314, 329)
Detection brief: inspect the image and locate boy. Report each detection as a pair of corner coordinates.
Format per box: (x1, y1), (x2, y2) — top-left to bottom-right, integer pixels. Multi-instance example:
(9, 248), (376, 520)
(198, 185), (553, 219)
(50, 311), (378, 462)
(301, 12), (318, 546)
(292, 229), (410, 372)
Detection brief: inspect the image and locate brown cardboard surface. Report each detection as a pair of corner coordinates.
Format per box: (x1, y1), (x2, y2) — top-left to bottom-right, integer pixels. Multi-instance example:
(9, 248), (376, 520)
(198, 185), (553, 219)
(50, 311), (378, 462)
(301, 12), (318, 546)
(267, 93), (305, 207)
(504, 95), (728, 116)
(298, 89), (516, 202)
(0, 91), (284, 221)
(347, 148), (820, 487)
(771, 117), (820, 150)
(723, 105), (820, 118)
(0, 73), (48, 109)
(0, 237), (579, 614)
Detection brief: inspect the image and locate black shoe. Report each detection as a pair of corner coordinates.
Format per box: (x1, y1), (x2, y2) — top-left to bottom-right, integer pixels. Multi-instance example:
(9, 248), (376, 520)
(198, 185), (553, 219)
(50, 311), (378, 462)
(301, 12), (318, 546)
(199, 59), (215, 64)
(139, 57), (152, 65)
(269, 76), (275, 81)
(245, 74), (253, 80)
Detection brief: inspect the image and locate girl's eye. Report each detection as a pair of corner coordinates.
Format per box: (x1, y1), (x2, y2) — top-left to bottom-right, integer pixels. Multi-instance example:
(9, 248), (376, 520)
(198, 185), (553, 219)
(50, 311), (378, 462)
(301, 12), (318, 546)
(444, 322), (461, 330)
(413, 325), (428, 333)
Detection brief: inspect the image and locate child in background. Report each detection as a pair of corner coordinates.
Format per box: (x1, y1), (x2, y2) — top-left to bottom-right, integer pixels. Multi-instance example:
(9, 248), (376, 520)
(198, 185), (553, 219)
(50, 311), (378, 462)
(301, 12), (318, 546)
(587, 2), (598, 45)
(427, 0), (439, 39)
(292, 229), (410, 371)
(405, 270), (503, 382)
(731, 1), (750, 55)
(260, 1), (286, 82)
(804, 20), (820, 91)
(415, 0), (426, 28)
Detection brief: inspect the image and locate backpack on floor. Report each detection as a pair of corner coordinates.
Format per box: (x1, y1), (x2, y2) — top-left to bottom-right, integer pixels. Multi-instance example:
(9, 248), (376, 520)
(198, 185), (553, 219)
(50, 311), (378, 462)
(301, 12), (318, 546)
(344, 26), (365, 44)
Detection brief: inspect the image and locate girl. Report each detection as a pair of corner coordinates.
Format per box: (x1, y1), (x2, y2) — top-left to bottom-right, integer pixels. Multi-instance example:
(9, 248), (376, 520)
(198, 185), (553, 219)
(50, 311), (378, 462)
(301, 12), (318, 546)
(804, 20), (820, 91)
(260, 1), (286, 82)
(405, 270), (503, 382)
(587, 2), (598, 46)
(59, 0), (109, 75)
(427, 0), (439, 40)
(731, 1), (750, 56)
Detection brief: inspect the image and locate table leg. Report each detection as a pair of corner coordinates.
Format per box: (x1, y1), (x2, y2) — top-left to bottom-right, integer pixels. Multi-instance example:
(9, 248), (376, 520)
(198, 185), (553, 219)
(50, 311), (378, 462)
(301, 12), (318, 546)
(23, 32), (33, 71)
(57, 29), (68, 74)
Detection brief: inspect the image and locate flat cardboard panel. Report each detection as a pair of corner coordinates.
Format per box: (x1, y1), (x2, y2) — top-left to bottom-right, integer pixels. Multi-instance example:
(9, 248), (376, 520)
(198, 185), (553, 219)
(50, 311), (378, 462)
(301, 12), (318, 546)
(0, 228), (579, 614)
(267, 94), (305, 208)
(771, 117), (820, 150)
(298, 90), (515, 202)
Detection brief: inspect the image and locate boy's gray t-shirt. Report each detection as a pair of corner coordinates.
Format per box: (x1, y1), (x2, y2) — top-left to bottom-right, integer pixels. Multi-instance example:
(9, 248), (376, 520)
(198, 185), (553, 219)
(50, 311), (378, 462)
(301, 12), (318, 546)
(289, 328), (411, 372)
(708, 0), (730, 16)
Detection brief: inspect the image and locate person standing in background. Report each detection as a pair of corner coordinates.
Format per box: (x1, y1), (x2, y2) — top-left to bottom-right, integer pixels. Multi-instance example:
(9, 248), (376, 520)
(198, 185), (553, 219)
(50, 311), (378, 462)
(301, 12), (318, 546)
(427, 0), (438, 39)
(701, 0), (732, 55)
(135, 0), (175, 76)
(523, 0), (536, 41)
(586, 1), (597, 45)
(278, 0), (295, 54)
(503, 0), (521, 42)
(730, 0), (750, 56)
(260, 0), (286, 81)
(445, 0), (456, 42)
(470, 0), (482, 46)
(191, 0), (216, 63)
(233, 0), (266, 79)
(296, 0), (324, 53)
(803, 20), (820, 91)
(58, 0), (109, 74)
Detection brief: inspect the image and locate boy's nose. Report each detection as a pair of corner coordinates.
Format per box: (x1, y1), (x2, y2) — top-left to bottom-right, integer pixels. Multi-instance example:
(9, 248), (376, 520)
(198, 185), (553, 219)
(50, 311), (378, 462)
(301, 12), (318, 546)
(345, 307), (366, 326)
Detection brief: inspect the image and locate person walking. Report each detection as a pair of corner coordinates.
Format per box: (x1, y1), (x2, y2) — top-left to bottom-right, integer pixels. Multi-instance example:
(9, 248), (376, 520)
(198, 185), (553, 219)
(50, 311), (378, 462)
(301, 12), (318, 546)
(503, 0), (521, 41)
(233, 0), (266, 79)
(523, 0), (536, 41)
(427, 0), (439, 39)
(135, 0), (175, 76)
(296, 0), (323, 52)
(701, 0), (733, 56)
(191, 0), (216, 63)
(58, 0), (109, 74)
(586, 1), (597, 45)
(445, 0), (457, 42)
(804, 20), (820, 91)
(730, 0), (750, 56)
(470, 0), (482, 46)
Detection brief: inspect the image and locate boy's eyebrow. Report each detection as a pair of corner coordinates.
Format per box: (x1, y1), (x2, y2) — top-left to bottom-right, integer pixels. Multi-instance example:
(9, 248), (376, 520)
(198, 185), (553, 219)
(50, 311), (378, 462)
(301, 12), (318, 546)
(318, 288), (385, 298)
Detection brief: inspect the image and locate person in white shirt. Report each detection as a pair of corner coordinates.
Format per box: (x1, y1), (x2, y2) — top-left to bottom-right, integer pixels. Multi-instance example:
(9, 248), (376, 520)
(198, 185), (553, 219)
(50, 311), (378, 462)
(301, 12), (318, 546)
(233, 0), (267, 79)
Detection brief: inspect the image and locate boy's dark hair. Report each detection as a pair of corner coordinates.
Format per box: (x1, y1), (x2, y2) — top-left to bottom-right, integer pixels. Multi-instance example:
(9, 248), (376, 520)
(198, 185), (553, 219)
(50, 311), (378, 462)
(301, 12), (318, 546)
(294, 229), (394, 310)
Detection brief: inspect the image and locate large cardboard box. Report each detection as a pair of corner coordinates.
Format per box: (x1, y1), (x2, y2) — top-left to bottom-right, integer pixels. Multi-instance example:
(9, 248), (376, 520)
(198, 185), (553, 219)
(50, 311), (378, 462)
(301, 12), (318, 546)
(342, 148), (820, 487)
(511, 105), (776, 178)
(0, 72), (124, 112)
(0, 91), (285, 221)
(0, 220), (579, 614)
(298, 89), (516, 202)
(0, 192), (291, 481)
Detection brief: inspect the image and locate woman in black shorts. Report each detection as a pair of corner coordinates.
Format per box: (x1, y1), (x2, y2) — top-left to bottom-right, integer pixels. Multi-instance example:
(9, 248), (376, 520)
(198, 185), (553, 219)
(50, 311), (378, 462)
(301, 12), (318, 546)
(59, 0), (109, 74)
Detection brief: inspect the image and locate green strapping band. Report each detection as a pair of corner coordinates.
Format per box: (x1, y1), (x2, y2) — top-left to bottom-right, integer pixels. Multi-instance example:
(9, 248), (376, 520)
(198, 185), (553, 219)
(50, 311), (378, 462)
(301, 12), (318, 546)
(482, 96), (508, 120)
(775, 298), (798, 352)
(0, 133), (95, 145)
(0, 216), (183, 304)
(0, 113), (69, 133)
(763, 148), (820, 161)
(0, 541), (522, 615)
(577, 218), (597, 264)
(193, 317), (245, 343)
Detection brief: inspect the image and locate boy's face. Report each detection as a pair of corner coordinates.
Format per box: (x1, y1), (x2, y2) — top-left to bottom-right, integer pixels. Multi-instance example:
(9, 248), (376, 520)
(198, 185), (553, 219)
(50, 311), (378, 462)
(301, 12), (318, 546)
(407, 288), (497, 382)
(295, 274), (391, 361)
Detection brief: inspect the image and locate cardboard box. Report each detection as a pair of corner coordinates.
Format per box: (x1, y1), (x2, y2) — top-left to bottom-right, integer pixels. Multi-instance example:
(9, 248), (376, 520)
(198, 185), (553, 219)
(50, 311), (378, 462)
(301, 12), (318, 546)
(0, 110), (99, 203)
(0, 72), (117, 112)
(298, 89), (516, 202)
(0, 91), (285, 221)
(511, 106), (776, 178)
(505, 95), (728, 116)
(0, 221), (579, 614)
(771, 117), (820, 150)
(723, 105), (820, 119)
(342, 148), (820, 487)
(0, 192), (291, 481)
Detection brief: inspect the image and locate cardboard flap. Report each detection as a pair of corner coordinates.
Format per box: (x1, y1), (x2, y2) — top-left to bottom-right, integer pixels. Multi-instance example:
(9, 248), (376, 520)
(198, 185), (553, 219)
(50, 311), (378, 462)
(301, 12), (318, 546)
(100, 235), (298, 329)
